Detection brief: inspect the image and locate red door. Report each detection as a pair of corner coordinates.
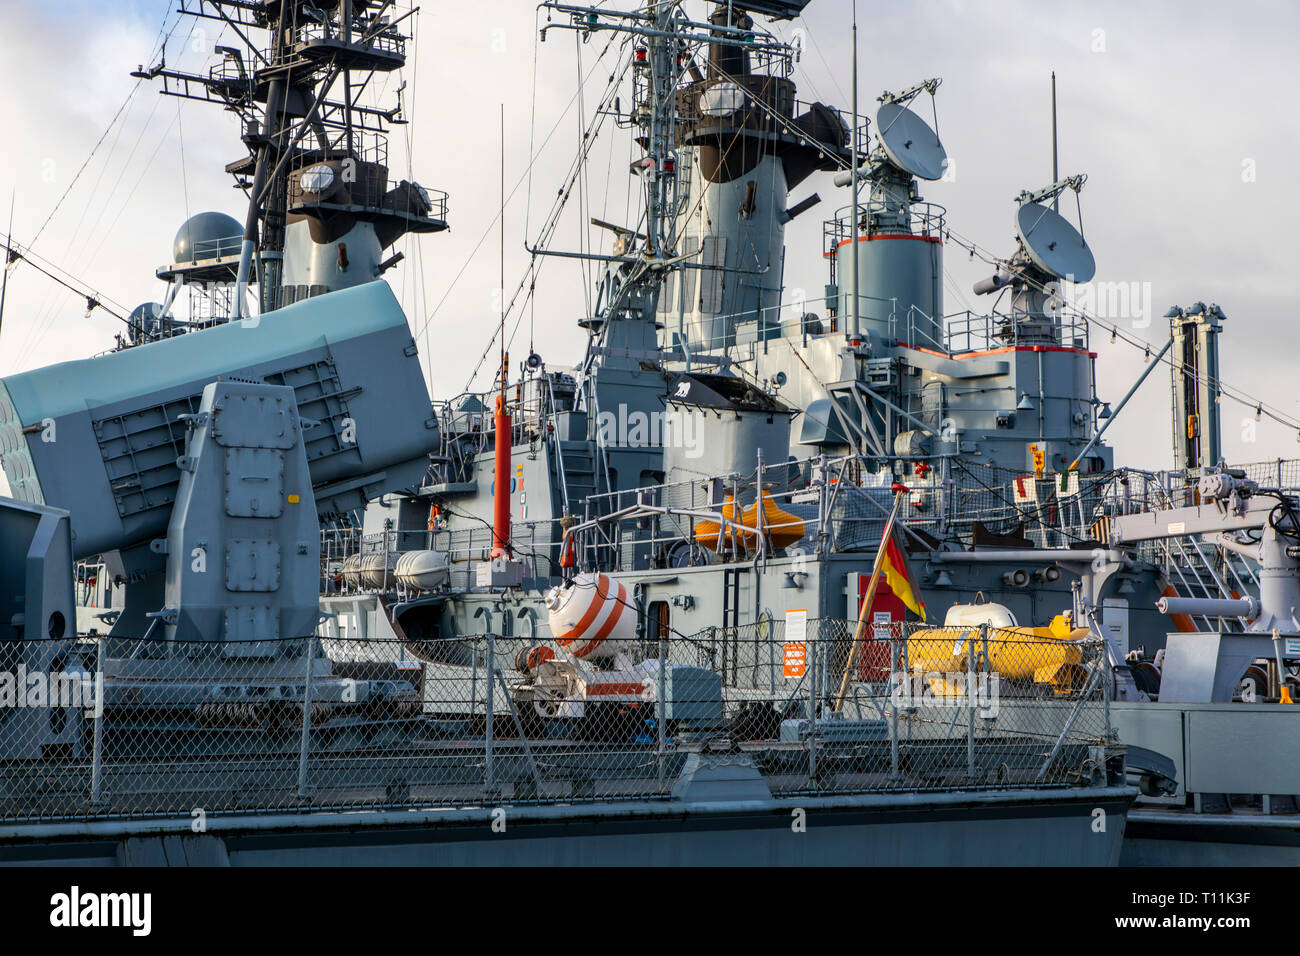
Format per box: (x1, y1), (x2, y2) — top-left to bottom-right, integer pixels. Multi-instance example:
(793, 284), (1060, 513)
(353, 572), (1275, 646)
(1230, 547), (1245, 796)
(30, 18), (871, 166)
(850, 573), (907, 681)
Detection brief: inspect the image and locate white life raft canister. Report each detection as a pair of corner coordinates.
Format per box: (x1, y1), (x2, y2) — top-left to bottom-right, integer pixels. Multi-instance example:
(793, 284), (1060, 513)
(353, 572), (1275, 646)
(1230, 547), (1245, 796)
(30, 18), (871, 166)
(544, 572), (637, 662)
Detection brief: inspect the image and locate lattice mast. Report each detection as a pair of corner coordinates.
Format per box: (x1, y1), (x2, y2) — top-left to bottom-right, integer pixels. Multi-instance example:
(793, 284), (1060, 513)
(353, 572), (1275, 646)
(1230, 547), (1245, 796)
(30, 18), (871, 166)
(137, 0), (446, 318)
(538, 2), (807, 328)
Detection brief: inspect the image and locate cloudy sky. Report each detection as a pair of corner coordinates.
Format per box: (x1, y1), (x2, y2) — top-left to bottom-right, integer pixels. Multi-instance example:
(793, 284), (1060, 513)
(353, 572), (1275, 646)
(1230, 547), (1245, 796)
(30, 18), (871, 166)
(0, 0), (1296, 473)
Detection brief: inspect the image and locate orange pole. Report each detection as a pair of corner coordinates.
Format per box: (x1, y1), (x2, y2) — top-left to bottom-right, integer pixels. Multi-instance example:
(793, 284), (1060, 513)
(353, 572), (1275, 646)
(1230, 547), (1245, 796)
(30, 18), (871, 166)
(491, 356), (512, 558)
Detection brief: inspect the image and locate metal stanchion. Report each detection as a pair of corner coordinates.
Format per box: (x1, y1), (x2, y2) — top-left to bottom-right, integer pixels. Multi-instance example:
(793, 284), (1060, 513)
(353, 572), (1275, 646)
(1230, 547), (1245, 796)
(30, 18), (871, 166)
(298, 637), (315, 799)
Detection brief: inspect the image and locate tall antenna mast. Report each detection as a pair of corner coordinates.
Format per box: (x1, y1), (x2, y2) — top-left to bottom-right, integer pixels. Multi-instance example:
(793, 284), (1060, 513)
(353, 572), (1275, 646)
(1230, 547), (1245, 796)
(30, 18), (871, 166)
(534, 1), (819, 333)
(501, 104), (506, 393)
(140, 0), (446, 324)
(1051, 71), (1059, 210)
(849, 0), (861, 338)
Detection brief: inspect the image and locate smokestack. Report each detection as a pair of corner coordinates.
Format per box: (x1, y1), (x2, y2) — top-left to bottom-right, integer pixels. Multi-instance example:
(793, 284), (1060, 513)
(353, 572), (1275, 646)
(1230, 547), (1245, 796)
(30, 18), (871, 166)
(708, 5), (754, 80)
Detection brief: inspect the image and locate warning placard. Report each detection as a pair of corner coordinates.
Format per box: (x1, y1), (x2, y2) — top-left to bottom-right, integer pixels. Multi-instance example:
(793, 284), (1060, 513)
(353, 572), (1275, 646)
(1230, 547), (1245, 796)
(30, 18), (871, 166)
(784, 609), (808, 677)
(783, 641), (806, 678)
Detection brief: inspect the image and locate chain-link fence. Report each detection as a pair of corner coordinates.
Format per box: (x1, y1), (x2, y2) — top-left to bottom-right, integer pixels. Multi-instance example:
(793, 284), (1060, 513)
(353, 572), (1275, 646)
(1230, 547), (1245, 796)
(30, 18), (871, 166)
(0, 622), (1113, 823)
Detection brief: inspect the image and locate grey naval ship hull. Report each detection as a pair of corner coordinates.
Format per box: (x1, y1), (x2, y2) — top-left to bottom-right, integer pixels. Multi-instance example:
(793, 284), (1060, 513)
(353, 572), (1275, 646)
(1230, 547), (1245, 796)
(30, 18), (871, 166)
(0, 787), (1132, 867)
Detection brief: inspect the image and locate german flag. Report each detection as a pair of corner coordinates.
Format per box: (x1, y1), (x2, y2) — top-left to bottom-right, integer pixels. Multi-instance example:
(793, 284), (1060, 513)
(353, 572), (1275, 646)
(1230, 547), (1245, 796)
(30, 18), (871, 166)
(879, 526), (927, 621)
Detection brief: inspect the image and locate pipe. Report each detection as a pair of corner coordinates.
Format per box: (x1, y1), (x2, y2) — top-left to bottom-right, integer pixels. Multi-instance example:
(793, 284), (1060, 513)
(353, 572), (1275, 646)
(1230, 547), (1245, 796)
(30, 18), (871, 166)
(232, 77), (285, 321)
(931, 548), (1127, 566)
(1156, 596), (1259, 619)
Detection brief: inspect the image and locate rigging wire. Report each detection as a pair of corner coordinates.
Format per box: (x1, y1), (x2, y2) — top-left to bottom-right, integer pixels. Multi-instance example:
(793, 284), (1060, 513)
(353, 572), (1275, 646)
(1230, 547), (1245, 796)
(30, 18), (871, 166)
(9, 9), (200, 367)
(21, 2), (182, 258)
(498, 36), (777, 376)
(426, 42), (632, 394)
(0, 234), (128, 323)
(409, 34), (624, 354)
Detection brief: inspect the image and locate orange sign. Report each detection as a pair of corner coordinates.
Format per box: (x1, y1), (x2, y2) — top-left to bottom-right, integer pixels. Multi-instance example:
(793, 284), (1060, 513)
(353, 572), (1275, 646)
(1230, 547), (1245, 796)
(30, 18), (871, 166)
(783, 641), (807, 678)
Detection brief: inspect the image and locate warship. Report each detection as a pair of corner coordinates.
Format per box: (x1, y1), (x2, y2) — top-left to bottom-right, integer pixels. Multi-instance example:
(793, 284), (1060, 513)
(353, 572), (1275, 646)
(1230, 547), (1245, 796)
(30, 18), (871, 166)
(0, 0), (1291, 867)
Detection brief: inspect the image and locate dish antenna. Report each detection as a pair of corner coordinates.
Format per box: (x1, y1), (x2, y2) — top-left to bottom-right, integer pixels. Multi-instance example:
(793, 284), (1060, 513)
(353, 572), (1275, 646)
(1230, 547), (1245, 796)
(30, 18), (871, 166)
(972, 175), (1095, 343)
(833, 78), (947, 187)
(1014, 184), (1095, 282)
(875, 97), (948, 181)
(975, 175), (1094, 293)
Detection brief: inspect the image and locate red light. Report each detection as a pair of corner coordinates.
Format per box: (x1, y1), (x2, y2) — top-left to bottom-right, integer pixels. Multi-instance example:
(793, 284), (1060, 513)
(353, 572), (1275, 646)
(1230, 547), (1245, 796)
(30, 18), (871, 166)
(635, 47), (647, 62)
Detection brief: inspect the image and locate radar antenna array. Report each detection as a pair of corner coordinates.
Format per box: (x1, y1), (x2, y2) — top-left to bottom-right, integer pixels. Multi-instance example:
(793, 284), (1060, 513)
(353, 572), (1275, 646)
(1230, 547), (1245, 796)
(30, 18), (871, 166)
(874, 79), (947, 181)
(1013, 176), (1094, 282)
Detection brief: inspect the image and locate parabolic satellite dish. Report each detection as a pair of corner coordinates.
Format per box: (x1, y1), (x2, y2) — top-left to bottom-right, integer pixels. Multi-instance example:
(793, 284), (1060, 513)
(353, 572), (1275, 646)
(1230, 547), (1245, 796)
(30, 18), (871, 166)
(874, 102), (948, 181)
(1015, 202), (1096, 283)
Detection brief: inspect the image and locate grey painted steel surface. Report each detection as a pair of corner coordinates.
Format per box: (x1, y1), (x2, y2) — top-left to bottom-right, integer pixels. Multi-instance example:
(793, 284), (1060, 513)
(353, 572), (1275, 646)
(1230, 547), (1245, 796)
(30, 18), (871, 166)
(1121, 810), (1300, 866)
(0, 280), (437, 557)
(163, 381), (320, 644)
(0, 498), (89, 759)
(0, 785), (1134, 867)
(281, 219), (383, 297)
(1154, 634), (1284, 702)
(1113, 701), (1300, 799)
(835, 235), (943, 347)
(1014, 202), (1096, 283)
(875, 102), (948, 182)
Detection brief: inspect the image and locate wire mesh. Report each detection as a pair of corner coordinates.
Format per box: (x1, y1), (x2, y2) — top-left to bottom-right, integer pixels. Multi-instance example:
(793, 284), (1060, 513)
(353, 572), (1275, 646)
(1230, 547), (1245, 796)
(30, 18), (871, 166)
(0, 621), (1112, 823)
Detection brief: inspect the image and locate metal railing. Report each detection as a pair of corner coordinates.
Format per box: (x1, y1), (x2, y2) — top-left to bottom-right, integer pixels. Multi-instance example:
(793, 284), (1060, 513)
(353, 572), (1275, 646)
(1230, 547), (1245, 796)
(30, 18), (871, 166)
(823, 201), (947, 261)
(329, 446), (1300, 615)
(0, 621), (1113, 823)
(943, 308), (1091, 354)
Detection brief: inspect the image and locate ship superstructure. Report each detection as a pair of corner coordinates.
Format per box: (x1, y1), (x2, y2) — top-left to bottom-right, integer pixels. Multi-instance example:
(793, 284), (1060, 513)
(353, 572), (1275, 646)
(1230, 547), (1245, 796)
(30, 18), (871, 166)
(320, 1), (1298, 859)
(0, 0), (1294, 867)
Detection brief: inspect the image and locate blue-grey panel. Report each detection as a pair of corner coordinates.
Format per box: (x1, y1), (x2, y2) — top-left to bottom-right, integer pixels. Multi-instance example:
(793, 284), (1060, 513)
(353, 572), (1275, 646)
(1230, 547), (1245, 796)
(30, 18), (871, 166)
(0, 281), (437, 557)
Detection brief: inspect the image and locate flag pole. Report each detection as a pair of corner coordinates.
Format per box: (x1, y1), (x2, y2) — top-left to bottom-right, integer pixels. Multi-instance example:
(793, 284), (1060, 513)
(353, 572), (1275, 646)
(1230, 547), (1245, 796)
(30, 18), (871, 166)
(835, 484), (907, 712)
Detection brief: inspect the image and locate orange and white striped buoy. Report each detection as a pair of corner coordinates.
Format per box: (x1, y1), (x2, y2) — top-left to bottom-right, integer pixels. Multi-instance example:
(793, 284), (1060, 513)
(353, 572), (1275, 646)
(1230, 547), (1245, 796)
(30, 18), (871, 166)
(544, 572), (636, 662)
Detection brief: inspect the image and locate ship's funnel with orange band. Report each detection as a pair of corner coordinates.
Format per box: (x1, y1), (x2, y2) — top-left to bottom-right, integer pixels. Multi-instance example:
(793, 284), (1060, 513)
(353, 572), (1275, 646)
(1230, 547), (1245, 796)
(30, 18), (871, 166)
(544, 572), (638, 663)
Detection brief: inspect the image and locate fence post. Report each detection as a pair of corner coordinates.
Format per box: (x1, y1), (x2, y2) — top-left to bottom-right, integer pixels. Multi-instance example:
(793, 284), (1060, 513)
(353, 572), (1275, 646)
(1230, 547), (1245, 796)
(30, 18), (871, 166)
(966, 626), (982, 780)
(807, 626), (818, 787)
(89, 636), (105, 807)
(657, 633), (667, 790)
(470, 636), (479, 721)
(297, 637), (315, 799)
(888, 631), (899, 782)
(485, 632), (497, 795)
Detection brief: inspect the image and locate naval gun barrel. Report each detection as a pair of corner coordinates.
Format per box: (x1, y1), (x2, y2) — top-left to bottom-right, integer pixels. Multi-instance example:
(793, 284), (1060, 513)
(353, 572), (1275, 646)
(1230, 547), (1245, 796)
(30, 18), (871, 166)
(1156, 596), (1260, 620)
